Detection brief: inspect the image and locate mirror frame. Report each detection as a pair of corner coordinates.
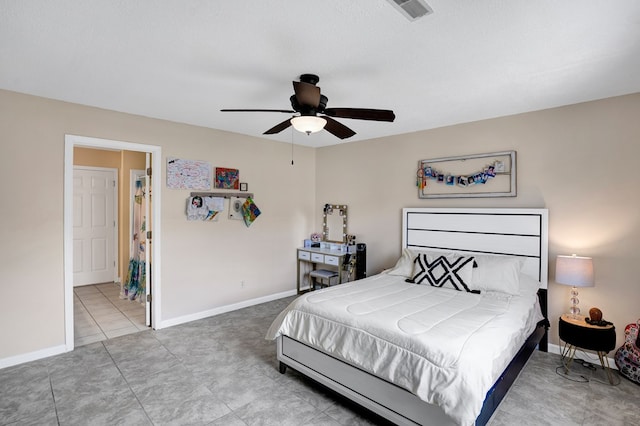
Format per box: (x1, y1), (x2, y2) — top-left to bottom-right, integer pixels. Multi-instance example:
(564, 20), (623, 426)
(322, 204), (348, 243)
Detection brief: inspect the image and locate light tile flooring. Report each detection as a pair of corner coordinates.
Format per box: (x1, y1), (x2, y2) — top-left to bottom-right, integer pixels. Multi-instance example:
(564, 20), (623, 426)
(74, 282), (147, 347)
(2, 295), (639, 425)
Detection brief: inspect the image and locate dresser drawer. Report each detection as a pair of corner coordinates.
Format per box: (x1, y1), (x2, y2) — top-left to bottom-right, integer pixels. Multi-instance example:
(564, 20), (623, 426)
(298, 250), (311, 261)
(324, 255), (339, 266)
(311, 253), (324, 263)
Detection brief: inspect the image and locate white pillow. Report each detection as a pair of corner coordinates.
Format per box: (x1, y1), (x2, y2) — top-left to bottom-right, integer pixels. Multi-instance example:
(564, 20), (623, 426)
(407, 252), (477, 293)
(517, 273), (542, 298)
(471, 254), (524, 295)
(386, 248), (415, 277)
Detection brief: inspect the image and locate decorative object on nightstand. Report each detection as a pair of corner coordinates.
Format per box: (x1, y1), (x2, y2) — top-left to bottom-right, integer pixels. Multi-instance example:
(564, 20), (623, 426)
(589, 307), (603, 322)
(555, 254), (594, 318)
(559, 313), (617, 384)
(585, 307), (611, 326)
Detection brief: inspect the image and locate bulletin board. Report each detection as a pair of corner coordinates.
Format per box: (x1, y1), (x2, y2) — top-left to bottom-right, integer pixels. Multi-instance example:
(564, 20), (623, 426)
(166, 157), (211, 190)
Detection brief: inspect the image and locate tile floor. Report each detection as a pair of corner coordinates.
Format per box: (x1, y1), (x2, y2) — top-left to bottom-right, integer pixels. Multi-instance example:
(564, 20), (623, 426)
(3, 295), (639, 425)
(74, 282), (147, 347)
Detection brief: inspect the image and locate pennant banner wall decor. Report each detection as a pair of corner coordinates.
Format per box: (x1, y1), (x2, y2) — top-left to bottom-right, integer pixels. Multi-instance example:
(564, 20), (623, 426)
(417, 151), (516, 199)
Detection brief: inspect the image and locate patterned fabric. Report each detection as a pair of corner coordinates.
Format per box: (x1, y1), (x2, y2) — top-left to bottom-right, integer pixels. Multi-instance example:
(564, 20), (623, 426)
(614, 320), (640, 385)
(407, 253), (477, 293)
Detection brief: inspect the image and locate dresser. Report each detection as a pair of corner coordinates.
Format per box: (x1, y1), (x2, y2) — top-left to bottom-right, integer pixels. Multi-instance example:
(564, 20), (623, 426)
(296, 247), (353, 294)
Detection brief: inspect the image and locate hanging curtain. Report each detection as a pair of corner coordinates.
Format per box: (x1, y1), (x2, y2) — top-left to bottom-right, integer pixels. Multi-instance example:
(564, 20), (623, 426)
(121, 178), (146, 302)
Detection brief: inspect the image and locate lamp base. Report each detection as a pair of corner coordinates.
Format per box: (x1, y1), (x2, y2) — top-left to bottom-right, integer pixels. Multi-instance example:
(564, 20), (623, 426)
(569, 286), (581, 319)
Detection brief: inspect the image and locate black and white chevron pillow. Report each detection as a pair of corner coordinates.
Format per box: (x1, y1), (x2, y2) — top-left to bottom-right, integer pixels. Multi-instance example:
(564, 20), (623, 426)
(406, 253), (478, 293)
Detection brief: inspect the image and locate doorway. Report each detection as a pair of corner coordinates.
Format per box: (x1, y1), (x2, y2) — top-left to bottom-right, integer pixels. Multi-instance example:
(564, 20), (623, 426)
(73, 166), (118, 287)
(64, 135), (162, 352)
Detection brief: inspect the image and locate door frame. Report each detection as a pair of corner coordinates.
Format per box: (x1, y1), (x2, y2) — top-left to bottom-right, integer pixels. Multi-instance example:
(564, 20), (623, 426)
(73, 165), (119, 287)
(64, 134), (163, 352)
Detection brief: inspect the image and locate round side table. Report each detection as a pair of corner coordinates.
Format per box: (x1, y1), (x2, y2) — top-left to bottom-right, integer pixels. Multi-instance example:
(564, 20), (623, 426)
(558, 314), (616, 384)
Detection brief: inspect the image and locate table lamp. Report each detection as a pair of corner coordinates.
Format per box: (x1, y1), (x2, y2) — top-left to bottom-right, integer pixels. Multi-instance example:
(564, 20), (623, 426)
(555, 254), (594, 318)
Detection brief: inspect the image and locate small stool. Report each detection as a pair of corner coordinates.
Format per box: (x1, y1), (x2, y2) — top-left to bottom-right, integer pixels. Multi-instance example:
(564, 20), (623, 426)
(309, 269), (339, 290)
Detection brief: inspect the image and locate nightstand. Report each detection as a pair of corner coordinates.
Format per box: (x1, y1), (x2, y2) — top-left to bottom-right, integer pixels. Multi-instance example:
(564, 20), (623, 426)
(558, 314), (616, 384)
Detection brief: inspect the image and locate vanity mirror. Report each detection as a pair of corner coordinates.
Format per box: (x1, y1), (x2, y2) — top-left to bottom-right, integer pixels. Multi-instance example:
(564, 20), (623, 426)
(322, 204), (348, 243)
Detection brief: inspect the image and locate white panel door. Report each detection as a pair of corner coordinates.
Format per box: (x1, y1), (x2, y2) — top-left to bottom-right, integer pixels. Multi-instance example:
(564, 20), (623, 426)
(73, 167), (117, 286)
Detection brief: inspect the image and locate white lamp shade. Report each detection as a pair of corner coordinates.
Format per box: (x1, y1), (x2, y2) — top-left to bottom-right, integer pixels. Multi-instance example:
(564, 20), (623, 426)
(555, 254), (594, 287)
(290, 116), (326, 134)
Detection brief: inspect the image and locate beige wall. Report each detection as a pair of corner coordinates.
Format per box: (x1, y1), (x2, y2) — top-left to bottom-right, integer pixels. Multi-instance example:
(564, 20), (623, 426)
(0, 89), (316, 361)
(74, 146), (120, 168)
(316, 93), (640, 350)
(1, 87), (638, 364)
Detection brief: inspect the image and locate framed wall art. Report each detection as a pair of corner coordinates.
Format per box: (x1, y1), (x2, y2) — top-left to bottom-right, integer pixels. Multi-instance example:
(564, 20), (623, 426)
(215, 167), (240, 190)
(417, 151), (516, 198)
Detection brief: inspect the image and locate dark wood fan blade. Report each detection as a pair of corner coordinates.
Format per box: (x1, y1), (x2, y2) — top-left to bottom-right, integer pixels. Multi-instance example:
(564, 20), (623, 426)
(221, 109), (295, 113)
(263, 118), (292, 135)
(293, 81), (321, 108)
(323, 116), (356, 139)
(323, 108), (395, 122)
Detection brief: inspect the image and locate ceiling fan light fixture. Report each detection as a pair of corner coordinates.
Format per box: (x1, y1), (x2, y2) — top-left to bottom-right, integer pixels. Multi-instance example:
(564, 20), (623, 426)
(290, 116), (326, 135)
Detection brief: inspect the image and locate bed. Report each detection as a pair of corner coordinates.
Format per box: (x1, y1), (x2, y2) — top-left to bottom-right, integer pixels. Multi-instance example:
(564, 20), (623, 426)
(266, 208), (549, 426)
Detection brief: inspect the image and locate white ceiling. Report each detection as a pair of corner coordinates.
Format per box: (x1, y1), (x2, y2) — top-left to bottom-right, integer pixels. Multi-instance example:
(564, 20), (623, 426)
(2, 0), (640, 148)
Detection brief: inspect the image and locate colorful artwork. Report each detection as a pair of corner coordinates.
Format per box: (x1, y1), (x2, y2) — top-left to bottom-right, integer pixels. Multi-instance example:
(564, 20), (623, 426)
(242, 197), (261, 227)
(166, 158), (211, 190)
(215, 167), (240, 189)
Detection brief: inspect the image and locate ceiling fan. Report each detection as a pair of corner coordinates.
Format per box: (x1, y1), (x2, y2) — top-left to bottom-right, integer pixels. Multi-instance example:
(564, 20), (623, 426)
(220, 74), (396, 139)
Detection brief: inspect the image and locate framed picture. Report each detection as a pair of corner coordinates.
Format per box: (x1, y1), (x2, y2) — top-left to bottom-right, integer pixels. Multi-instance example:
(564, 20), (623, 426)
(417, 151), (516, 198)
(215, 167), (239, 190)
(239, 182), (248, 192)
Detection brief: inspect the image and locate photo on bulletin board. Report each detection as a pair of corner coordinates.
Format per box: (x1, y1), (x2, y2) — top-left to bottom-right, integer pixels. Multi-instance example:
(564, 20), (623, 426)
(215, 167), (240, 189)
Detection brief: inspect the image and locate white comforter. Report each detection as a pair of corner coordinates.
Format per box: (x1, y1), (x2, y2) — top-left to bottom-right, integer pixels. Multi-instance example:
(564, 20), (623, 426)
(266, 273), (543, 426)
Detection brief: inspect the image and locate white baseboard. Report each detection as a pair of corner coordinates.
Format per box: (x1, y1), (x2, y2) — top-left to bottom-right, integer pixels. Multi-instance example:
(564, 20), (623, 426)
(156, 289), (297, 329)
(0, 344), (67, 370)
(1, 289), (297, 369)
(547, 343), (618, 370)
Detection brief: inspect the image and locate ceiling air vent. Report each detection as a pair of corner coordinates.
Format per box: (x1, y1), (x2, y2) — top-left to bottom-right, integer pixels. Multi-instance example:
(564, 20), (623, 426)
(387, 0), (433, 21)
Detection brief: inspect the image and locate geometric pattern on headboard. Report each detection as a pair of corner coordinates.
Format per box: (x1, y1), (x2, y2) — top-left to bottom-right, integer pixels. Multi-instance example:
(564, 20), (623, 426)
(402, 208), (549, 288)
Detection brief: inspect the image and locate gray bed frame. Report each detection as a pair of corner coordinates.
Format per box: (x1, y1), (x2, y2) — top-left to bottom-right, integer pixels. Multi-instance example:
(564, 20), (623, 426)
(276, 208), (549, 425)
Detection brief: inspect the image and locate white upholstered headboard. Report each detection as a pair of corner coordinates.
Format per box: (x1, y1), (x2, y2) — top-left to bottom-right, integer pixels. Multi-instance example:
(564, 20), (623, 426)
(402, 208), (549, 289)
